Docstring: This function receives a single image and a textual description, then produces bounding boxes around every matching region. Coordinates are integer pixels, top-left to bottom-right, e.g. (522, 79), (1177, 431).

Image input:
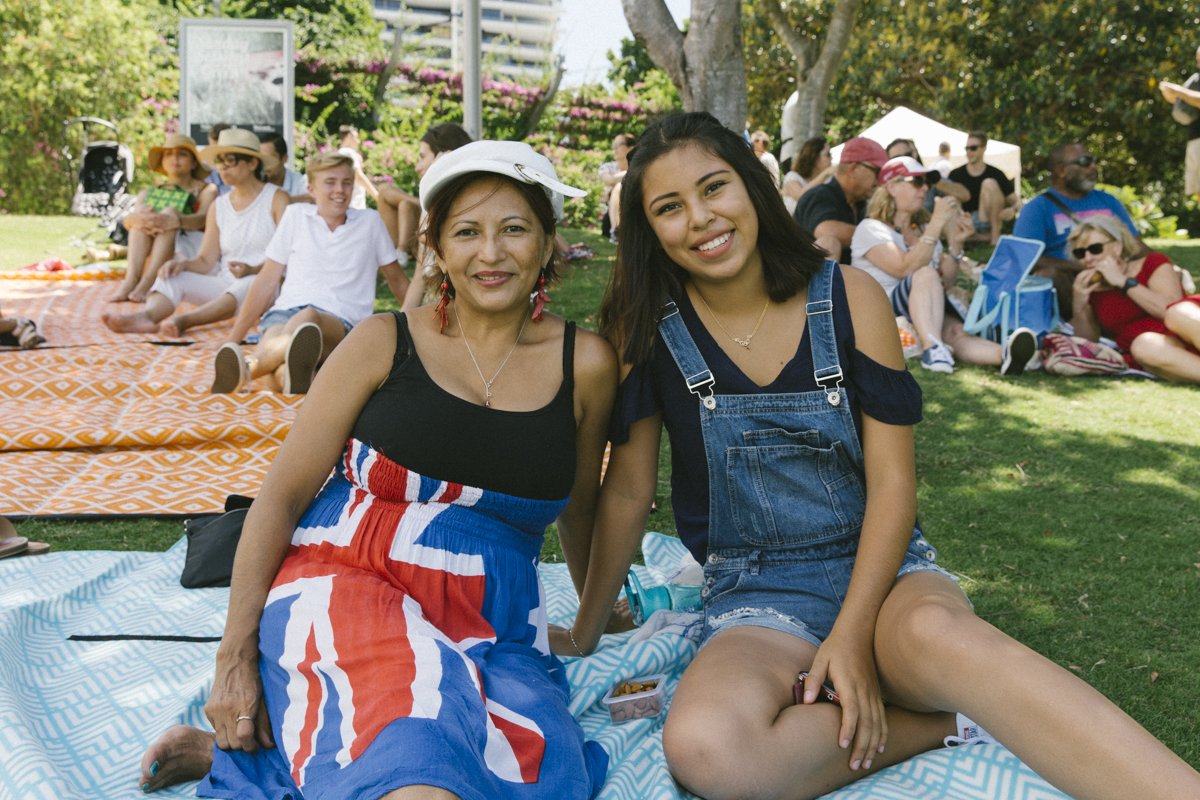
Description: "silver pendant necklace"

(456, 307), (529, 407)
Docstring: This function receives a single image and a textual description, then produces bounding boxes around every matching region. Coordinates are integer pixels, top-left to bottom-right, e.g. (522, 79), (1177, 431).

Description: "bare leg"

(130, 232), (177, 302)
(162, 293), (238, 338)
(875, 572), (1200, 800)
(249, 310), (347, 380)
(663, 627), (954, 800)
(1130, 330), (1200, 383)
(138, 725), (214, 793)
(942, 318), (1002, 366)
(396, 201), (421, 259)
(1164, 301), (1200, 347)
(376, 186), (402, 249)
(112, 228), (152, 302)
(978, 178), (1004, 246)
(101, 293), (174, 333)
(906, 268), (946, 349)
(0, 317), (15, 336)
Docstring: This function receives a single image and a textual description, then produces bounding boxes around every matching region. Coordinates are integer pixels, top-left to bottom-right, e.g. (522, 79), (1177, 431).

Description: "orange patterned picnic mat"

(0, 278), (233, 347)
(0, 335), (302, 517)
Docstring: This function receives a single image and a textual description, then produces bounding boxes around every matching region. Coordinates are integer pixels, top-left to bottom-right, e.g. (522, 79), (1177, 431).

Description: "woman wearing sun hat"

(101, 128), (289, 337)
(109, 132), (218, 303)
(851, 155), (1037, 375)
(138, 140), (613, 799)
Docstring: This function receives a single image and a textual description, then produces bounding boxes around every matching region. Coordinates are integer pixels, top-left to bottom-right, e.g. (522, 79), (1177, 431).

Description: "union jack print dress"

(200, 438), (608, 800)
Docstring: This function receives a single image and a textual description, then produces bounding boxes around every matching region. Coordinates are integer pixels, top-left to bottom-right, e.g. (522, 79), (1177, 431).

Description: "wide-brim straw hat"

(148, 134), (210, 180)
(200, 128), (278, 171)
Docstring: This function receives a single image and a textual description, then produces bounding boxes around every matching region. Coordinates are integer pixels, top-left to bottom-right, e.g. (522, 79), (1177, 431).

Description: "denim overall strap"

(807, 259), (844, 407)
(806, 259), (865, 466)
(659, 300), (717, 410)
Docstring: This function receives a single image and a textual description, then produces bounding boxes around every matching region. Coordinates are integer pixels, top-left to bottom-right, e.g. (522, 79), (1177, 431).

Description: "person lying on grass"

(211, 151), (407, 395)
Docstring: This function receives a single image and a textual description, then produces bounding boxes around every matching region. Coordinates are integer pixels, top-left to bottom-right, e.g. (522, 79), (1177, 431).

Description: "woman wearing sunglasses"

(1068, 215), (1200, 382)
(850, 156), (1037, 375)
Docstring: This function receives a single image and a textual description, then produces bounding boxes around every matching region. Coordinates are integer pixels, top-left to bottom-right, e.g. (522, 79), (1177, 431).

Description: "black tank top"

(350, 311), (578, 500)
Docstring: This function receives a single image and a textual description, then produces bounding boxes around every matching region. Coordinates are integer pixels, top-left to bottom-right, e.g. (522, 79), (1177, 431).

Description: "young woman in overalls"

(557, 112), (1200, 800)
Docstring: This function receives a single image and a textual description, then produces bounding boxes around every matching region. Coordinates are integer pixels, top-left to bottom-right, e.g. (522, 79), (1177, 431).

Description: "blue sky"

(557, 0), (691, 87)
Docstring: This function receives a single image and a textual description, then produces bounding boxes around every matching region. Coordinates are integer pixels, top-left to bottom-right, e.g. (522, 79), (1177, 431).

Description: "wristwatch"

(1122, 277), (1138, 293)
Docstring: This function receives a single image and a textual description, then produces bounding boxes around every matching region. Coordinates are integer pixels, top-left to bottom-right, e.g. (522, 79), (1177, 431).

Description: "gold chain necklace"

(694, 291), (770, 349)
(456, 307), (529, 407)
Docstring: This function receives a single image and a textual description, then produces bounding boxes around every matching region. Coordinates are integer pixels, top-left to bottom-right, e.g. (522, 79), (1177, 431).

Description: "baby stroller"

(63, 116), (136, 243)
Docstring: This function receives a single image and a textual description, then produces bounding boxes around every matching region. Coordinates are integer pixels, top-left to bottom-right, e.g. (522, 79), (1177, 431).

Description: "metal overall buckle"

(686, 369), (717, 410)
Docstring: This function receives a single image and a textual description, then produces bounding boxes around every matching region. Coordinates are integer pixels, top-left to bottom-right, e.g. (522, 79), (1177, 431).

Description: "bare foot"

(138, 725), (214, 793)
(160, 317), (186, 338)
(101, 310), (160, 334)
(128, 289), (148, 304)
(110, 286), (134, 303)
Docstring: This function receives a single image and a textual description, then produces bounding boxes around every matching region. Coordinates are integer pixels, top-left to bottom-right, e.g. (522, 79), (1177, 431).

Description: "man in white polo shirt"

(212, 151), (408, 394)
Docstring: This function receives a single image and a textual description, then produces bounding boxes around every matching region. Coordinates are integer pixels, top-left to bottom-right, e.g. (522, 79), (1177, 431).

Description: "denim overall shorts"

(658, 260), (957, 649)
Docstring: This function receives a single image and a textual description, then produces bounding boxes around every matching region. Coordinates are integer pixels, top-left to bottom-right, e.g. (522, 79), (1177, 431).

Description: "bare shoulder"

(838, 264), (905, 370)
(324, 313), (398, 385)
(572, 326), (619, 388)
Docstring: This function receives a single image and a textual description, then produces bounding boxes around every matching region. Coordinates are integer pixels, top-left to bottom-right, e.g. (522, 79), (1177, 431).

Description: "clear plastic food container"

(601, 673), (667, 724)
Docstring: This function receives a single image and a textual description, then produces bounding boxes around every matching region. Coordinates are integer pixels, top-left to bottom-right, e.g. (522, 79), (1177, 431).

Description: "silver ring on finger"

(236, 714), (254, 722)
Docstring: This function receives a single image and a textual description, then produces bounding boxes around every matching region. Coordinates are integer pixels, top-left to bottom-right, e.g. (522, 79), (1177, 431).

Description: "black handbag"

(180, 495), (253, 588)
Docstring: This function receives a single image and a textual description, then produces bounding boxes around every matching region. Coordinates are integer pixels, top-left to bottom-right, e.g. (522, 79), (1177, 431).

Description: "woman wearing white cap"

(101, 128), (289, 337)
(138, 140), (615, 800)
(851, 155), (1037, 375)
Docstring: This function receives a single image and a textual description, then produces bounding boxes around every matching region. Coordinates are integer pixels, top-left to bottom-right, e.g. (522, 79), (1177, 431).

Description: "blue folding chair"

(963, 235), (1060, 344)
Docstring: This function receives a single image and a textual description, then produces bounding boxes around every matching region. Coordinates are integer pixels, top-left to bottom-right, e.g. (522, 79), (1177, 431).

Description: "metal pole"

(463, 0), (482, 139)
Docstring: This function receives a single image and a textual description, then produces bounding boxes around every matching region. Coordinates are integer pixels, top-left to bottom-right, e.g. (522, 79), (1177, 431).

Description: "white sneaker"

(944, 712), (1000, 747)
(920, 341), (956, 374)
(1001, 327), (1037, 376)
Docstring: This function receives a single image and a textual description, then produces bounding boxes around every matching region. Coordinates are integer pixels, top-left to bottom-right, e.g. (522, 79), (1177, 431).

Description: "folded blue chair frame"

(963, 234), (1060, 343)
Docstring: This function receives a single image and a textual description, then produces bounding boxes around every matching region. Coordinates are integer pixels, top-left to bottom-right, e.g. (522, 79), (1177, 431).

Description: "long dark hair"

(599, 111), (825, 365)
(422, 123), (473, 155)
(795, 135), (828, 180)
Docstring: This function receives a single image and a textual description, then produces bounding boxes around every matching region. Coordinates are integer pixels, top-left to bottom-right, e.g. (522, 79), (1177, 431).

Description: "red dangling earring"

(531, 272), (551, 322)
(434, 275), (452, 332)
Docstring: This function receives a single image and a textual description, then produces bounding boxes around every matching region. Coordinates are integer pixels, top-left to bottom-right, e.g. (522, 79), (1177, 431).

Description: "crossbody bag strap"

(1040, 190), (1083, 226)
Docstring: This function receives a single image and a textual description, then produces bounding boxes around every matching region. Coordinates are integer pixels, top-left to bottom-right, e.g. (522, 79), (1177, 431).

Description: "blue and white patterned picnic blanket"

(0, 533), (1067, 800)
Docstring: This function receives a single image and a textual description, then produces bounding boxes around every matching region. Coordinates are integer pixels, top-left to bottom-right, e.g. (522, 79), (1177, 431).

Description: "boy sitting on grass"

(212, 152), (408, 395)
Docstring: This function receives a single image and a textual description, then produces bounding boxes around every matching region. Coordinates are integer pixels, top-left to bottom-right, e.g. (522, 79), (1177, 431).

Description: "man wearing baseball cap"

(793, 136), (888, 262)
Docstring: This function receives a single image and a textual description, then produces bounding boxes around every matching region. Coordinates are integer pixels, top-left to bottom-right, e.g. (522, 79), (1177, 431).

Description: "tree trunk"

(768, 0), (863, 163)
(523, 57), (565, 140)
(370, 23), (407, 130)
(621, 0), (747, 132)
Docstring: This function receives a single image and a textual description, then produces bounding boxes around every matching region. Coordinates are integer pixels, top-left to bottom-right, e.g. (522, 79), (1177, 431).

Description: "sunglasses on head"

(965, 144), (982, 152)
(1061, 155), (1096, 168)
(1071, 242), (1108, 259)
(897, 175), (929, 188)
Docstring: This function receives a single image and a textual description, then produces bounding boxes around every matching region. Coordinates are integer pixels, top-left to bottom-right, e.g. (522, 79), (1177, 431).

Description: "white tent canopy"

(827, 106), (1022, 182)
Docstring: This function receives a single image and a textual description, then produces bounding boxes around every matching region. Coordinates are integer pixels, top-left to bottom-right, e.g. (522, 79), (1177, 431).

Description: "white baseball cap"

(418, 140), (586, 220)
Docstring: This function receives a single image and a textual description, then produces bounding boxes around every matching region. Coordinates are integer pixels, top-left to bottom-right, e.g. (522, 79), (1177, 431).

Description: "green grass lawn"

(6, 217), (1200, 764)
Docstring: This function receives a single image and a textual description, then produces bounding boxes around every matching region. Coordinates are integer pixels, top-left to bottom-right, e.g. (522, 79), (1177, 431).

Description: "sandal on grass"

(0, 537), (28, 559)
(13, 318), (46, 349)
(0, 537), (50, 558)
